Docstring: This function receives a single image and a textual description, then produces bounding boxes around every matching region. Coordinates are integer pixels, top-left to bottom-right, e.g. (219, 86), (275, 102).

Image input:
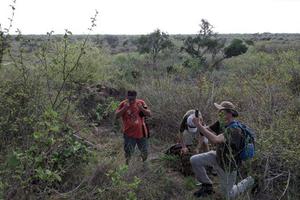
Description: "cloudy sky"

(0, 0), (299, 34)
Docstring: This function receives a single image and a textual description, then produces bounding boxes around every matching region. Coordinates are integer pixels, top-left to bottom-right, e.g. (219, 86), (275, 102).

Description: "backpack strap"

(226, 120), (240, 129)
(227, 121), (255, 143)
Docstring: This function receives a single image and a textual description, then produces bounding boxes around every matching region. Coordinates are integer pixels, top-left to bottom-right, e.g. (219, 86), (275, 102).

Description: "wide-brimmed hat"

(214, 101), (239, 117)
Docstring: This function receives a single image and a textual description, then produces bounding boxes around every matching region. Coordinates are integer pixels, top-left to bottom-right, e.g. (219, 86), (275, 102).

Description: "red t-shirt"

(117, 99), (148, 139)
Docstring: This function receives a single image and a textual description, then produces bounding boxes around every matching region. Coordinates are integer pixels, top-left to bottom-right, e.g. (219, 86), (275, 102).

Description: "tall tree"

(0, 0), (16, 68)
(182, 19), (248, 70)
(137, 29), (173, 65)
(182, 19), (225, 66)
(0, 31), (7, 67)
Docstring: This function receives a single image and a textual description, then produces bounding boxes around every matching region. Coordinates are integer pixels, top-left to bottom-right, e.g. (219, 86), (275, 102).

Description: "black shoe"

(193, 183), (214, 198)
(251, 177), (260, 195)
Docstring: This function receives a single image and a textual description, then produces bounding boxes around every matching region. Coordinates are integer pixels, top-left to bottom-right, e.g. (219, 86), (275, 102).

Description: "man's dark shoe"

(251, 177), (260, 195)
(193, 183), (214, 198)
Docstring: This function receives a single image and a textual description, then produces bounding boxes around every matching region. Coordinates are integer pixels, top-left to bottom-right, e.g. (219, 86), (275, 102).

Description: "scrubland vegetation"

(1, 5), (300, 199)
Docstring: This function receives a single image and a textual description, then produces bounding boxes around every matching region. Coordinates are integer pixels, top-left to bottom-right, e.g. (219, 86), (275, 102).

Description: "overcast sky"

(0, 0), (299, 35)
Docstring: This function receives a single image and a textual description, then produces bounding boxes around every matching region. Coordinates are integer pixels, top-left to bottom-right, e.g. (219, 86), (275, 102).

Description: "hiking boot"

(193, 183), (214, 198)
(251, 177), (260, 195)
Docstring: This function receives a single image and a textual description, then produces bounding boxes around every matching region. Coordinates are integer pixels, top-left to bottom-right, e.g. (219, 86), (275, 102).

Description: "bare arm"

(115, 102), (129, 119)
(192, 118), (225, 144)
(178, 131), (187, 148)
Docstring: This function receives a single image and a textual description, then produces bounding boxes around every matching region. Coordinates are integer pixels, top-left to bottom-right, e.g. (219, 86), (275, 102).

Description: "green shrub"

(2, 108), (91, 197)
(96, 97), (120, 121)
(97, 165), (141, 200)
(224, 39), (248, 58)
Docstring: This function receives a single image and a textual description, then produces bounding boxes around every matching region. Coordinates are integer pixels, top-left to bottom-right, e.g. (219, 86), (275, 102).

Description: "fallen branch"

(266, 173), (284, 182)
(72, 131), (98, 149)
(263, 156), (270, 190)
(51, 178), (87, 197)
(278, 170), (291, 200)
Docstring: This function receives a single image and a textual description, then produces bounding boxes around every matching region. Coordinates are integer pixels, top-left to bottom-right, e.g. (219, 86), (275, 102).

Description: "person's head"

(127, 90), (137, 104)
(214, 101), (238, 124)
(186, 110), (203, 133)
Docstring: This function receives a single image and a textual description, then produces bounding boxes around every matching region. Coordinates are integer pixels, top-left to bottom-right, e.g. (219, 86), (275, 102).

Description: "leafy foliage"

(96, 97), (120, 121)
(0, 8), (99, 199)
(137, 29), (173, 64)
(2, 108), (91, 197)
(224, 39), (248, 58)
(182, 19), (225, 69)
(182, 19), (251, 70)
(1, 5), (300, 199)
(97, 165), (141, 200)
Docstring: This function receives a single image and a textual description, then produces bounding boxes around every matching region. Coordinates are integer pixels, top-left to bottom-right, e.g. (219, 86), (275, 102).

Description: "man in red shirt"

(115, 90), (151, 165)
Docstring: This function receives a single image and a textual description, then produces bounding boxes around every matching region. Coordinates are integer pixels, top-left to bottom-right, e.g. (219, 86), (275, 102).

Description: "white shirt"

(187, 114), (197, 133)
(185, 114), (208, 144)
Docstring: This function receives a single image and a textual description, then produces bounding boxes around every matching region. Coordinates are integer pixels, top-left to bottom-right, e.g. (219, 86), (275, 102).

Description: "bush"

(245, 39), (254, 46)
(98, 165), (141, 200)
(288, 69), (300, 96)
(224, 39), (248, 58)
(137, 75), (216, 140)
(137, 29), (173, 65)
(2, 108), (91, 198)
(0, 28), (99, 199)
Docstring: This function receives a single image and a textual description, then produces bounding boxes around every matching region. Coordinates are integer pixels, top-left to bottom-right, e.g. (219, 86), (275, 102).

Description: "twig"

(51, 10), (98, 109)
(51, 178), (87, 197)
(72, 132), (98, 149)
(278, 170), (291, 200)
(263, 156), (269, 190)
(266, 173), (284, 182)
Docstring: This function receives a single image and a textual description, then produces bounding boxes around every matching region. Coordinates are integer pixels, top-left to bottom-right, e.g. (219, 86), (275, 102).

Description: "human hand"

(200, 117), (205, 125)
(181, 147), (189, 155)
(192, 117), (200, 127)
(123, 101), (130, 109)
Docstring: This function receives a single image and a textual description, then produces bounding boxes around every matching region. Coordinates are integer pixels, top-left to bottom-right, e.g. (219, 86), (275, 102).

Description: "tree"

(182, 19), (249, 70)
(137, 29), (173, 65)
(0, 1), (16, 68)
(182, 19), (225, 69)
(224, 39), (248, 58)
(0, 31), (8, 67)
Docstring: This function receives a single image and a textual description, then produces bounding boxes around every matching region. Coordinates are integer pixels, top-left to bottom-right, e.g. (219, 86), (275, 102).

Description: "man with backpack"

(190, 101), (255, 199)
(115, 90), (151, 165)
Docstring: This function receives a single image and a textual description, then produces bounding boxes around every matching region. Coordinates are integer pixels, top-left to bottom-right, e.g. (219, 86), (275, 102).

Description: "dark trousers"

(124, 134), (148, 163)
